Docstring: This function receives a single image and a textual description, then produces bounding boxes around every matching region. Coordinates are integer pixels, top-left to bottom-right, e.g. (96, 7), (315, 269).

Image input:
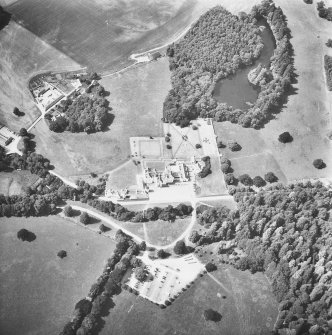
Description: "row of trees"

(60, 230), (140, 335)
(163, 0), (294, 129)
(48, 94), (109, 133)
(324, 55), (332, 91)
(87, 199), (193, 223)
(190, 181), (332, 334)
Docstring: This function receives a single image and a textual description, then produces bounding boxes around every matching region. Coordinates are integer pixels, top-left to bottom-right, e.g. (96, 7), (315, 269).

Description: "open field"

(107, 160), (141, 190)
(0, 21), (81, 132)
(0, 216), (116, 335)
(145, 217), (192, 246)
(101, 264), (277, 335)
(32, 58), (170, 177)
(4, 0), (264, 73)
(0, 170), (39, 196)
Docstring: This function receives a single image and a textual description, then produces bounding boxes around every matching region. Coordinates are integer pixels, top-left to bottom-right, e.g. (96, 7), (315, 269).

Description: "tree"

(75, 299), (92, 317)
(135, 266), (147, 282)
(80, 212), (90, 225)
(63, 205), (73, 217)
(227, 140), (241, 151)
(57, 250), (67, 259)
(326, 38), (332, 47)
(17, 228), (36, 242)
(13, 107), (21, 116)
(19, 128), (28, 137)
(313, 159), (326, 169)
(253, 176), (266, 187)
(264, 172), (278, 183)
(217, 140), (225, 148)
(139, 241), (146, 251)
(196, 143), (202, 149)
(99, 224), (110, 233)
(91, 294), (108, 316)
(278, 131), (293, 143)
(166, 144), (172, 149)
(205, 262), (217, 272)
(238, 174), (253, 186)
(173, 240), (187, 255)
(157, 249), (168, 259)
(225, 173), (236, 185)
(203, 309), (222, 322)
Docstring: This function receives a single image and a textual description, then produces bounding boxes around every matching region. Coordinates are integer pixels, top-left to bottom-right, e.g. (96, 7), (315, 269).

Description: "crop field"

(0, 216), (116, 335)
(0, 21), (81, 132)
(145, 217), (192, 246)
(32, 58), (171, 177)
(100, 264), (277, 335)
(0, 170), (39, 196)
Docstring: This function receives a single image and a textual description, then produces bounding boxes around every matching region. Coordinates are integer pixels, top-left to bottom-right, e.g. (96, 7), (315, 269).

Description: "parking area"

(126, 253), (205, 305)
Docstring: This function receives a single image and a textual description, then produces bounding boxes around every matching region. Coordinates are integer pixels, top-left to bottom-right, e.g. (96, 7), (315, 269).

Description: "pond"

(213, 18), (276, 110)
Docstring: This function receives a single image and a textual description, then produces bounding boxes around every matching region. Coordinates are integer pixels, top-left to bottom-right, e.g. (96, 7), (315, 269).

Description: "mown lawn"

(0, 216), (116, 335)
(100, 264), (278, 335)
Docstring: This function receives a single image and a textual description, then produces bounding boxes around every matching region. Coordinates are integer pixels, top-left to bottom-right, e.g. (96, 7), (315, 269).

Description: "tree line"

(163, 0), (294, 129)
(190, 181), (332, 334)
(324, 55), (332, 91)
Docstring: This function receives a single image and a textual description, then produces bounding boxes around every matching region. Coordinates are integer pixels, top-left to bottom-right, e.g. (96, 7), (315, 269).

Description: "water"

(213, 18), (276, 110)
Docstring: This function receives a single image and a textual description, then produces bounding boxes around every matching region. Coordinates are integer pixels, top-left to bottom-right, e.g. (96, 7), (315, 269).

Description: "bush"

(135, 266), (147, 282)
(203, 309), (222, 322)
(252, 176), (266, 187)
(198, 156), (212, 178)
(303, 0), (312, 3)
(99, 224), (109, 233)
(17, 228), (36, 242)
(166, 144), (172, 149)
(80, 212), (90, 225)
(227, 140), (241, 152)
(57, 250), (67, 259)
(238, 174), (253, 186)
(157, 249), (168, 259)
(217, 140), (225, 148)
(195, 143), (202, 149)
(326, 39), (332, 47)
(165, 136), (170, 142)
(278, 132), (293, 143)
(192, 125), (198, 130)
(313, 159), (326, 169)
(264, 172), (278, 183)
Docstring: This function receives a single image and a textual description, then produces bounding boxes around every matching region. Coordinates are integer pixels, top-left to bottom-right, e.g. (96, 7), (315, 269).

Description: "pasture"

(100, 264), (278, 335)
(0, 170), (39, 196)
(0, 21), (80, 132)
(0, 216), (116, 335)
(33, 58), (171, 177)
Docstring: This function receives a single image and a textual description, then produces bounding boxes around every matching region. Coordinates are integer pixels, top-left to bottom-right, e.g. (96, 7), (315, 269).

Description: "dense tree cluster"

(324, 55), (332, 91)
(163, 0), (294, 129)
(163, 6), (263, 127)
(317, 1), (332, 21)
(48, 94), (109, 133)
(60, 230), (139, 335)
(192, 181), (332, 333)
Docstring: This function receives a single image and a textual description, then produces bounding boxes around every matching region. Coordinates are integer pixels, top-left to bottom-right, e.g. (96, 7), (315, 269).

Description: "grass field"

(100, 264), (277, 335)
(32, 58), (171, 177)
(107, 160), (141, 190)
(145, 217), (192, 246)
(0, 21), (81, 132)
(0, 216), (116, 335)
(0, 170), (39, 196)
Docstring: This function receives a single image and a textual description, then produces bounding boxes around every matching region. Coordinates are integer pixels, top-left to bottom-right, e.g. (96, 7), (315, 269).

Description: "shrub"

(166, 144), (172, 149)
(278, 132), (293, 143)
(57, 250), (67, 259)
(157, 249), (168, 259)
(227, 140), (241, 151)
(195, 143), (202, 149)
(313, 159), (326, 169)
(17, 228), (36, 242)
(99, 224), (110, 233)
(264, 172), (278, 183)
(303, 0), (312, 3)
(192, 125), (198, 130)
(198, 156), (212, 178)
(217, 140), (225, 148)
(135, 266), (147, 282)
(165, 136), (170, 142)
(253, 176), (266, 187)
(80, 212), (90, 225)
(238, 174), (253, 186)
(326, 39), (332, 47)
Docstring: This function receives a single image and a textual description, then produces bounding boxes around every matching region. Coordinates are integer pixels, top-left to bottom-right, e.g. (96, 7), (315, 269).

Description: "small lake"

(213, 18), (276, 110)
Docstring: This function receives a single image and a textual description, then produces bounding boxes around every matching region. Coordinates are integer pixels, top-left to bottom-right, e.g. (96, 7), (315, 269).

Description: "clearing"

(0, 216), (116, 335)
(0, 170), (39, 196)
